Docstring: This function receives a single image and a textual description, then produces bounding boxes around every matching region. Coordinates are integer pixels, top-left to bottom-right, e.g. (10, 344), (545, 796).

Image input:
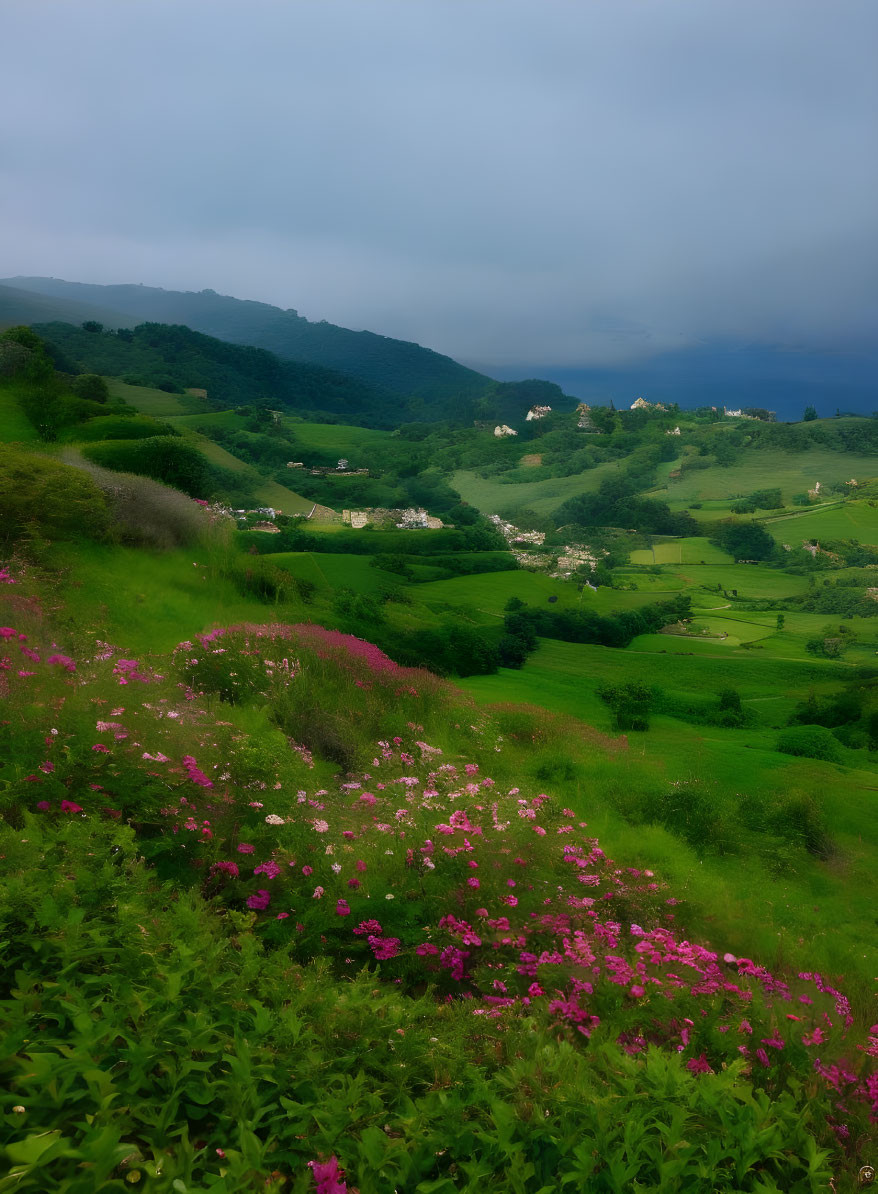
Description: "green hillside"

(36, 319), (399, 424)
(2, 321), (878, 1188)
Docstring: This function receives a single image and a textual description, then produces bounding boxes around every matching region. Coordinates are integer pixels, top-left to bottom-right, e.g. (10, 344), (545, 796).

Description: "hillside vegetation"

(7, 276), (495, 405)
(1, 322), (877, 1190)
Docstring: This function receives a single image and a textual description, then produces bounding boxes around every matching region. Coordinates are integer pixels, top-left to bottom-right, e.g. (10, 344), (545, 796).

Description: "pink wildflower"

(254, 860), (281, 879)
(308, 1155), (347, 1193)
(686, 1054), (711, 1075)
(353, 919), (383, 936)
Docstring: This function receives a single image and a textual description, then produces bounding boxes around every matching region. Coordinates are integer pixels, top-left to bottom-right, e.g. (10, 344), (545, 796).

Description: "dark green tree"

(597, 681), (653, 731)
(71, 373), (110, 403)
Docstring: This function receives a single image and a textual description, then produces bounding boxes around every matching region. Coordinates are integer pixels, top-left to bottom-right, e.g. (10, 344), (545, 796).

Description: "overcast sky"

(2, 0), (876, 368)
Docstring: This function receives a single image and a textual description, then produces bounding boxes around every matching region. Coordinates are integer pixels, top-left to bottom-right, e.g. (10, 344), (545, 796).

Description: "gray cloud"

(2, 0), (876, 366)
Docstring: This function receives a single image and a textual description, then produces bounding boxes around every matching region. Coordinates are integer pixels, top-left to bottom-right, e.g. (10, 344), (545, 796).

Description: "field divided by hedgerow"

(651, 448), (878, 504)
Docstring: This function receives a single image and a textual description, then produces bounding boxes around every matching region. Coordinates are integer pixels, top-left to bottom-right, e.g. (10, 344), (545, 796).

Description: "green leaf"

(4, 1130), (67, 1165)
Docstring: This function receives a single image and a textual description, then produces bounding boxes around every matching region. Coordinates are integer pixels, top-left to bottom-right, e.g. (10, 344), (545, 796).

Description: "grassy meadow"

(452, 459), (623, 517)
(651, 447), (877, 504)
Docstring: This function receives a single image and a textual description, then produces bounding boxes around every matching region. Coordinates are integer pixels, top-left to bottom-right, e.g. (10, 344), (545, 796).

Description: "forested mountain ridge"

(32, 320), (575, 427)
(33, 320), (400, 424)
(4, 276), (494, 406)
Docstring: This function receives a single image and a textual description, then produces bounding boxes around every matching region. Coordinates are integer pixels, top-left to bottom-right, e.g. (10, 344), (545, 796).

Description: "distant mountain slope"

(0, 282), (132, 334)
(4, 276), (494, 406)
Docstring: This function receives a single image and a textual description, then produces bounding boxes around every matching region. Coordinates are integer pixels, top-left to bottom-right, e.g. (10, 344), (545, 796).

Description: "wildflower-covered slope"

(1, 574), (876, 1192)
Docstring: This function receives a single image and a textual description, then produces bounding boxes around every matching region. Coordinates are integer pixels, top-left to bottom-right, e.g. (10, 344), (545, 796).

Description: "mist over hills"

(0, 282), (136, 336)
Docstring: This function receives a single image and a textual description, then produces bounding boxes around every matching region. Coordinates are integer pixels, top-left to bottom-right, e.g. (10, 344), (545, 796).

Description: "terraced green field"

(282, 419), (392, 456)
(452, 460), (623, 517)
(412, 570), (680, 621)
(270, 551), (392, 595)
(763, 499), (878, 543)
(663, 563), (810, 599)
(652, 448), (878, 504)
(165, 409), (246, 432)
(106, 379), (210, 416)
(629, 537), (733, 565)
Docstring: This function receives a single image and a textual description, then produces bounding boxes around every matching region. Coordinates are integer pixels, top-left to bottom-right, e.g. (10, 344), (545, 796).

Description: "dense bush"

(504, 595), (691, 650)
(70, 372), (109, 402)
(711, 520), (777, 562)
(80, 436), (216, 497)
(0, 445), (109, 547)
(67, 413), (177, 442)
(69, 455), (211, 548)
(597, 680), (654, 731)
(776, 725), (844, 763)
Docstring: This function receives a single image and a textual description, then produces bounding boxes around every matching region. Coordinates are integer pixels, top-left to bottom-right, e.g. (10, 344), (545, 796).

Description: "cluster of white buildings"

(341, 507), (444, 530)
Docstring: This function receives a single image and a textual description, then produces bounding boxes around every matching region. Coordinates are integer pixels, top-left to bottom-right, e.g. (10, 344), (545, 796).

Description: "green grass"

(763, 499), (878, 543)
(630, 537), (734, 565)
(413, 570), (680, 623)
(165, 409), (247, 432)
(282, 419), (392, 456)
(105, 379), (210, 417)
(53, 541), (312, 654)
(181, 433), (316, 515)
(664, 563), (810, 600)
(270, 551), (394, 596)
(0, 385), (39, 442)
(452, 459), (623, 517)
(652, 448), (878, 504)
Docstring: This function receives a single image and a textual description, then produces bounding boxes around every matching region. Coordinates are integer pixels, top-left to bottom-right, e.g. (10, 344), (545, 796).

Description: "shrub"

(0, 445), (109, 547)
(70, 373), (109, 403)
(597, 680), (653, 731)
(776, 725), (843, 763)
(80, 436), (213, 496)
(69, 414), (177, 442)
(69, 455), (209, 548)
